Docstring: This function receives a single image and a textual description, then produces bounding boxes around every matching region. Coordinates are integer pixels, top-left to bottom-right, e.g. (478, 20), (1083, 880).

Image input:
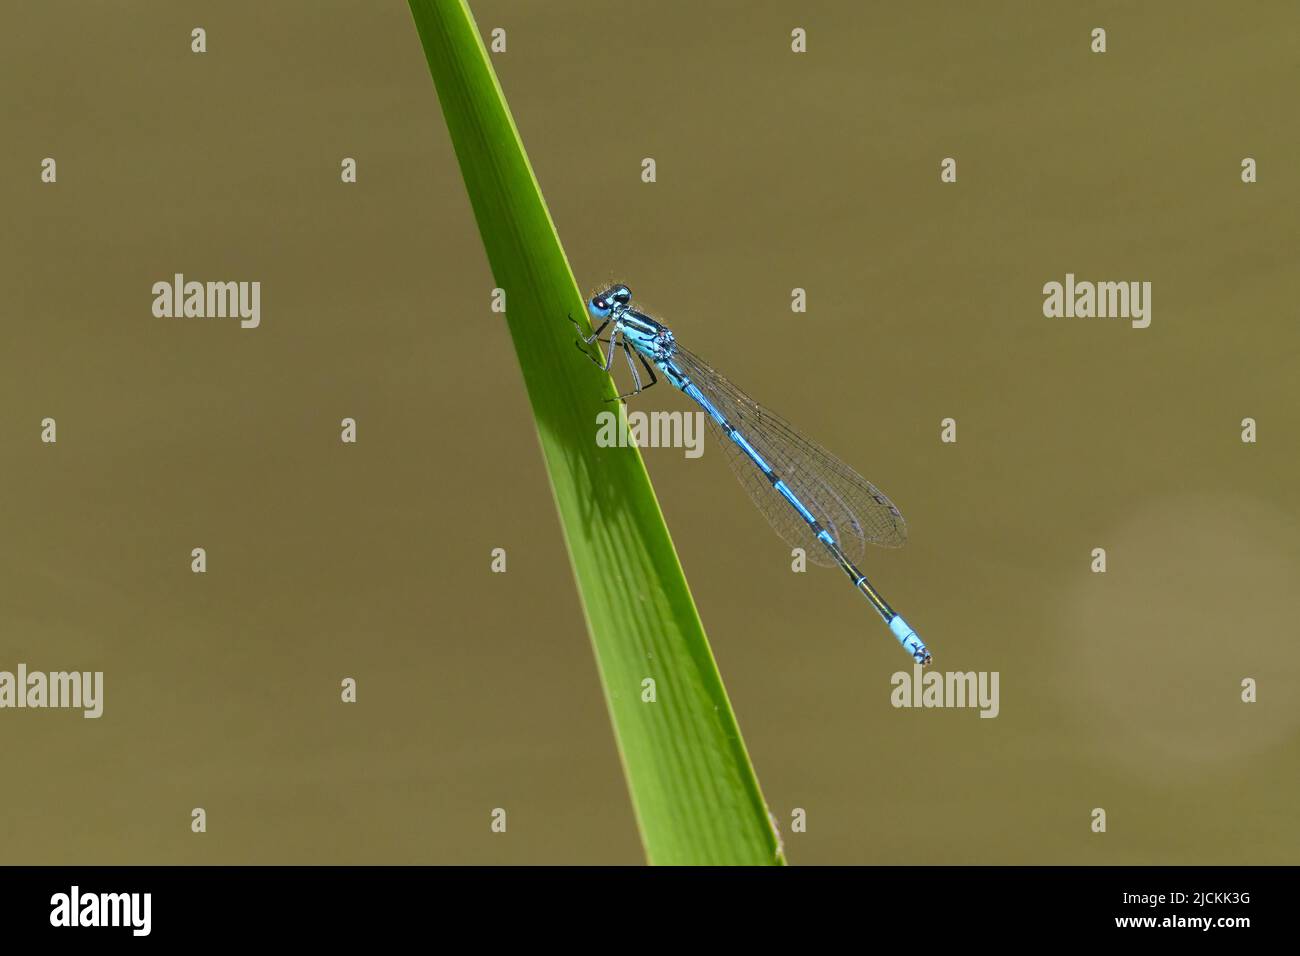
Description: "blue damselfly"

(570, 284), (932, 666)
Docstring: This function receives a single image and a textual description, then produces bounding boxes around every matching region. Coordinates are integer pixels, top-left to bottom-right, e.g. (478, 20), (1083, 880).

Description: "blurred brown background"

(2, 1), (1297, 864)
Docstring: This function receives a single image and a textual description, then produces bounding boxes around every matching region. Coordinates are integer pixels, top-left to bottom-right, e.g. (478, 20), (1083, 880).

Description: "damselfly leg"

(568, 313), (619, 370)
(571, 312), (659, 401)
(605, 343), (660, 403)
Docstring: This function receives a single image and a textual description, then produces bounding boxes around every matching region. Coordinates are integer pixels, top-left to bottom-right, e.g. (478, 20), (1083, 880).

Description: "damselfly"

(570, 284), (932, 666)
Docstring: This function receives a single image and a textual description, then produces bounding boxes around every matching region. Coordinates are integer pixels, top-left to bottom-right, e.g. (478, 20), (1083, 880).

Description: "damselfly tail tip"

(889, 615), (930, 666)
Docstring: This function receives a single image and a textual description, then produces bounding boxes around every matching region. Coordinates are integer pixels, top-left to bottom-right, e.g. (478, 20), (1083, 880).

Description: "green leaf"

(407, 0), (783, 865)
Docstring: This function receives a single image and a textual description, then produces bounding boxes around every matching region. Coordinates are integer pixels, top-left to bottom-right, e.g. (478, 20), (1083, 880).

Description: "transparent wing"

(670, 345), (906, 567)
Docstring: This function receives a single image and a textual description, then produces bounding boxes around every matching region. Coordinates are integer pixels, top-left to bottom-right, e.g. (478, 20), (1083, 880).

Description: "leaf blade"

(407, 0), (783, 865)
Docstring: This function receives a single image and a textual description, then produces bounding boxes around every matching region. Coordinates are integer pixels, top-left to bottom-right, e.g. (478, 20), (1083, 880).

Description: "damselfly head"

(588, 284), (632, 319)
